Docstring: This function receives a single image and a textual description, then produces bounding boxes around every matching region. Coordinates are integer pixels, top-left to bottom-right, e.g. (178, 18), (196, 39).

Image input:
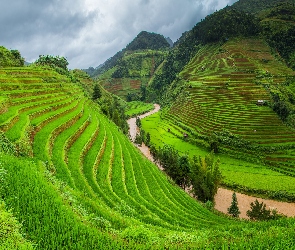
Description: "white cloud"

(0, 0), (238, 69)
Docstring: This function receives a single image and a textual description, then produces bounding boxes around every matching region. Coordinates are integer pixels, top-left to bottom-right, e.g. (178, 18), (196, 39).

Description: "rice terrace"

(1, 0), (295, 249)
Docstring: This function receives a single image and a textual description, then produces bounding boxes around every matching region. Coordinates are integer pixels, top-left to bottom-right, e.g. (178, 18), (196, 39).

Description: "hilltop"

(83, 31), (171, 101)
(84, 31), (170, 78)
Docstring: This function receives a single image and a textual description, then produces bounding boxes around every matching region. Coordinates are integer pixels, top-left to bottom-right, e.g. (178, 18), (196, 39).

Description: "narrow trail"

(127, 104), (295, 219)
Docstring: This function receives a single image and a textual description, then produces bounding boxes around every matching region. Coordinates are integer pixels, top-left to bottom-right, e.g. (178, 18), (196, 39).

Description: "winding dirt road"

(127, 104), (295, 219)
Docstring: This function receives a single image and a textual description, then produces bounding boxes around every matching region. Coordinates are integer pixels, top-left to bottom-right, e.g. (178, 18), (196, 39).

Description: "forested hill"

(148, 7), (261, 97)
(148, 0), (295, 100)
(125, 31), (170, 51)
(84, 31), (170, 78)
(230, 0), (295, 14)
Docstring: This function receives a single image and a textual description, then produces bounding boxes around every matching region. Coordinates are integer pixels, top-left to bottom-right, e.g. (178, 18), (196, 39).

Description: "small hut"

(257, 100), (265, 106)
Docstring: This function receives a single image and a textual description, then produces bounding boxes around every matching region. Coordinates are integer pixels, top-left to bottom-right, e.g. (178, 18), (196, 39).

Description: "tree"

(176, 155), (191, 189)
(189, 152), (222, 202)
(246, 199), (273, 221)
(145, 132), (150, 146)
(228, 192), (240, 218)
(92, 84), (102, 100)
(136, 117), (141, 128)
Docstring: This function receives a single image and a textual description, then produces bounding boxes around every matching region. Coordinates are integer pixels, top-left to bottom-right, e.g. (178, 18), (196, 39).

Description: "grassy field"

(1, 65), (295, 249)
(141, 112), (295, 199)
(125, 101), (154, 118)
(160, 37), (295, 185)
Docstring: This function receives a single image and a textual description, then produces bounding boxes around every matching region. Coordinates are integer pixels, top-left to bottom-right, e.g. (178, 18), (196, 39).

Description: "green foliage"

(150, 9), (259, 100)
(246, 199), (282, 221)
(0, 46), (24, 67)
(34, 55), (69, 75)
(145, 132), (151, 146)
(0, 201), (34, 250)
(124, 101), (154, 118)
(270, 77), (295, 125)
(190, 153), (223, 202)
(92, 84), (102, 100)
(230, 0), (295, 15)
(136, 117), (141, 128)
(125, 31), (170, 51)
(227, 192), (241, 218)
(260, 3), (295, 69)
(86, 31), (169, 78)
(0, 132), (17, 156)
(99, 97), (129, 134)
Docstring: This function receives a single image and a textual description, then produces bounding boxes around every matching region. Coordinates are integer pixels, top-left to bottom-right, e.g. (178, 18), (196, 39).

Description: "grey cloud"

(0, 0), (238, 69)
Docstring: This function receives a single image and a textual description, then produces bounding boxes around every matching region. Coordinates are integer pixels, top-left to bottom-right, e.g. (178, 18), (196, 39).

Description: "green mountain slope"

(135, 0), (295, 201)
(84, 31), (170, 101)
(98, 49), (168, 100)
(230, 0), (295, 14)
(1, 49), (295, 248)
(164, 37), (295, 173)
(84, 31), (170, 78)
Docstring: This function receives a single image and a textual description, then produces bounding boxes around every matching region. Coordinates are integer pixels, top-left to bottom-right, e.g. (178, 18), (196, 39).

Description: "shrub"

(246, 199), (282, 221)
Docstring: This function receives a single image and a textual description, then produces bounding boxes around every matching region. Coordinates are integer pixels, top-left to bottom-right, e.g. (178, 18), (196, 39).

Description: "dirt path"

(127, 104), (295, 219)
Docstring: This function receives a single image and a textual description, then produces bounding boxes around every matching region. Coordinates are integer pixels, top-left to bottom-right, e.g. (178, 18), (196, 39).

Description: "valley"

(1, 0), (295, 249)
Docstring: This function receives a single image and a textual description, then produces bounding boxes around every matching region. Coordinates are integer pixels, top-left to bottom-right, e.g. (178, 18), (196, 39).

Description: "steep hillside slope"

(84, 31), (170, 78)
(1, 62), (295, 248)
(230, 0), (295, 14)
(83, 31), (170, 100)
(98, 49), (167, 100)
(164, 37), (295, 173)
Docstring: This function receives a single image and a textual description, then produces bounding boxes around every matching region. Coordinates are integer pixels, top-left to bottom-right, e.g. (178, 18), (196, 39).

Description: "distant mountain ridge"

(230, 0), (295, 14)
(84, 31), (171, 78)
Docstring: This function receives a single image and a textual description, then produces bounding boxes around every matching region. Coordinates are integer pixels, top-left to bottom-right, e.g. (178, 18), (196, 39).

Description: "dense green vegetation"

(97, 49), (168, 100)
(0, 200), (34, 249)
(125, 101), (154, 118)
(1, 47), (295, 248)
(1, 0), (295, 248)
(84, 31), (170, 78)
(230, 0), (295, 14)
(125, 31), (170, 51)
(0, 46), (24, 67)
(141, 111), (295, 200)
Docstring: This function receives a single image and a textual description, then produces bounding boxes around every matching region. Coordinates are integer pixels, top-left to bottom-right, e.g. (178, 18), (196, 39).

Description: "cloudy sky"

(1, 0), (238, 69)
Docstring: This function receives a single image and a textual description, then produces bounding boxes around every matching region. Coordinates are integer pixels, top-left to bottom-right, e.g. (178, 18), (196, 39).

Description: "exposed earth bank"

(127, 104), (295, 219)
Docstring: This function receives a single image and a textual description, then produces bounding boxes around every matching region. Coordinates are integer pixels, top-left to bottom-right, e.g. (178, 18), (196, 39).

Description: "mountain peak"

(125, 31), (170, 51)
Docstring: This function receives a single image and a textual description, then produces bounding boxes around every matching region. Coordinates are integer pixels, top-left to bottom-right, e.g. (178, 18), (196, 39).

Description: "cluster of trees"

(269, 78), (295, 126)
(99, 96), (129, 134)
(34, 55), (69, 75)
(0, 46), (24, 67)
(230, 0), (295, 15)
(227, 192), (283, 220)
(261, 3), (295, 69)
(126, 85), (147, 102)
(149, 144), (222, 202)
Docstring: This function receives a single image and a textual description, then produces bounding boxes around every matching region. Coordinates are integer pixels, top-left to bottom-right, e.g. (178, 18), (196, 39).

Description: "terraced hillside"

(98, 50), (167, 100)
(1, 65), (295, 248)
(164, 38), (295, 176)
